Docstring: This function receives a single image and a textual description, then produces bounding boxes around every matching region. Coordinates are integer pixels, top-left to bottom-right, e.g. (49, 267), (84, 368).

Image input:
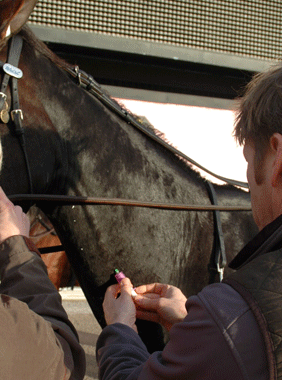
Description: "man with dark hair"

(96, 64), (282, 379)
(0, 187), (85, 379)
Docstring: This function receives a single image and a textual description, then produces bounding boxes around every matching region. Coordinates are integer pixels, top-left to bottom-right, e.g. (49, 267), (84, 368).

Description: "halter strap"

(0, 35), (33, 195)
(0, 35), (23, 105)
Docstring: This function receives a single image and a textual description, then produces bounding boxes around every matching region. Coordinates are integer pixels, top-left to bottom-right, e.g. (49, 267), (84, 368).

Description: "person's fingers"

(24, 214), (30, 231)
(0, 187), (13, 211)
(0, 187), (8, 200)
(135, 283), (167, 295)
(134, 284), (152, 294)
(105, 284), (120, 299)
(120, 278), (134, 297)
(134, 294), (160, 311)
(136, 293), (160, 300)
(14, 205), (28, 221)
(136, 309), (159, 323)
(14, 205), (23, 215)
(13, 206), (30, 235)
(120, 277), (133, 287)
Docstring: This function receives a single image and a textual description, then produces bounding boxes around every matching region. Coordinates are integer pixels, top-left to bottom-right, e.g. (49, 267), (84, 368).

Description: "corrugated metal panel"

(29, 0), (282, 61)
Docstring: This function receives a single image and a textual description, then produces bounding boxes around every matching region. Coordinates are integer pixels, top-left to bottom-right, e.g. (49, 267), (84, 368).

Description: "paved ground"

(61, 287), (102, 380)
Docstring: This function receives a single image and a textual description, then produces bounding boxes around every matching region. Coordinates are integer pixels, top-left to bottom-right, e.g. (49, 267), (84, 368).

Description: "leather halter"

(0, 35), (33, 194)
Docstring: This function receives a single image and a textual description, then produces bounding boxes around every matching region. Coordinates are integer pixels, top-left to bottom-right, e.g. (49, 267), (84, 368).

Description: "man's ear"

(271, 133), (282, 187)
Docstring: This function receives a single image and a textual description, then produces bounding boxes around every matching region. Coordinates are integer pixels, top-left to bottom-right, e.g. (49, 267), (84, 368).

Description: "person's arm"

(0, 188), (85, 379)
(97, 280), (244, 380)
(97, 278), (268, 380)
(97, 279), (190, 379)
(0, 236), (86, 376)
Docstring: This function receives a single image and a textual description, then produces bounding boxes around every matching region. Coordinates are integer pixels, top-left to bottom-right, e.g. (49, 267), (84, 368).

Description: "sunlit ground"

(117, 99), (246, 185)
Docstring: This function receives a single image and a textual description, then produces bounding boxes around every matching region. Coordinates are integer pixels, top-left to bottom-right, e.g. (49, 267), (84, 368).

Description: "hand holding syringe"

(114, 269), (137, 297)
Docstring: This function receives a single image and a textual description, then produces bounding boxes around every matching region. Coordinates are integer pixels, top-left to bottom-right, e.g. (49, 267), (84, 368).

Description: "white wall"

(118, 99), (247, 185)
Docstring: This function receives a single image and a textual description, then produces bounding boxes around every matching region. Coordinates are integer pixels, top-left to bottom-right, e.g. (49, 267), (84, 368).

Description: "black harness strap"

(10, 37), (24, 136)
(0, 35), (33, 195)
(206, 181), (227, 282)
(0, 35), (22, 110)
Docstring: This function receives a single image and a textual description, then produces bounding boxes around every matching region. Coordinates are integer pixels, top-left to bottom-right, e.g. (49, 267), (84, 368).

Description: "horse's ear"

(0, 0), (38, 41)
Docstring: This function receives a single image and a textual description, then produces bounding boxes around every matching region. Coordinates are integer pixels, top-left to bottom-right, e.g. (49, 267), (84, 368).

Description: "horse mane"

(19, 25), (203, 181)
(20, 26), (75, 71)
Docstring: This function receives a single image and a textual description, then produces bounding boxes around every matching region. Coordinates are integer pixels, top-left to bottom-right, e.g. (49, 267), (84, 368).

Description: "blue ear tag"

(3, 63), (23, 79)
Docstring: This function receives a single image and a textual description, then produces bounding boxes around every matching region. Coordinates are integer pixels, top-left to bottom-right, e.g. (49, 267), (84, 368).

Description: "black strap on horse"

(206, 181), (227, 282)
(0, 35), (33, 195)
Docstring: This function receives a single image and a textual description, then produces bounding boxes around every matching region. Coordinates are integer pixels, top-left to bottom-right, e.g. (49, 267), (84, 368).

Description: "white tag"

(3, 63), (23, 79)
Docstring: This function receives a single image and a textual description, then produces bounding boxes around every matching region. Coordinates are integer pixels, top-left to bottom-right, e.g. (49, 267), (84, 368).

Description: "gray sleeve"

(97, 323), (150, 379)
(0, 235), (86, 379)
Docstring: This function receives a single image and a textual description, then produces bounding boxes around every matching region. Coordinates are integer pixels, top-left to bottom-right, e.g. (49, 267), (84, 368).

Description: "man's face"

(243, 142), (274, 231)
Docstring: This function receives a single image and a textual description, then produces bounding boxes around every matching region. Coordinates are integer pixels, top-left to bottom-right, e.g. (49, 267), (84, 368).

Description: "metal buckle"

(217, 264), (224, 282)
(0, 92), (7, 113)
(74, 66), (82, 86)
(11, 109), (23, 121)
(0, 92), (7, 102)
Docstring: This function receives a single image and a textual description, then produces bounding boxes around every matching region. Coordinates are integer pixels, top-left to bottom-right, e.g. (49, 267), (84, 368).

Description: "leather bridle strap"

(0, 35), (33, 195)
(206, 181), (227, 282)
(10, 37), (33, 194)
(0, 35), (23, 110)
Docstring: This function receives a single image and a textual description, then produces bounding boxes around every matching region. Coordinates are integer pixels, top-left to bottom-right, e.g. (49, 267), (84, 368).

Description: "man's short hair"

(233, 63), (282, 182)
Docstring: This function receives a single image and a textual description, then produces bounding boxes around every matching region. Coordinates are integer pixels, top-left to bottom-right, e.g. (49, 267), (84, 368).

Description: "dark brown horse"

(0, 1), (258, 350)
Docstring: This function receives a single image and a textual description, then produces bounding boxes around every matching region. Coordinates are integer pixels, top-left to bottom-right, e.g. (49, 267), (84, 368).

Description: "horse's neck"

(0, 56), (66, 196)
(28, 59), (203, 199)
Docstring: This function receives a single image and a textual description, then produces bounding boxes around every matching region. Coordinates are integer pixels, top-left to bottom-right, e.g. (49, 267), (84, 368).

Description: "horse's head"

(0, 0), (37, 48)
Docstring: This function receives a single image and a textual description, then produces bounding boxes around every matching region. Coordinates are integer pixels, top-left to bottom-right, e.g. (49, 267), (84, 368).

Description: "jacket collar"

(229, 214), (282, 270)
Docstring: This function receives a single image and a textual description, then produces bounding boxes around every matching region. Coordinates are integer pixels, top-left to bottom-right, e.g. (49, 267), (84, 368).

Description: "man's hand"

(134, 283), (187, 331)
(0, 187), (30, 244)
(103, 278), (137, 332)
